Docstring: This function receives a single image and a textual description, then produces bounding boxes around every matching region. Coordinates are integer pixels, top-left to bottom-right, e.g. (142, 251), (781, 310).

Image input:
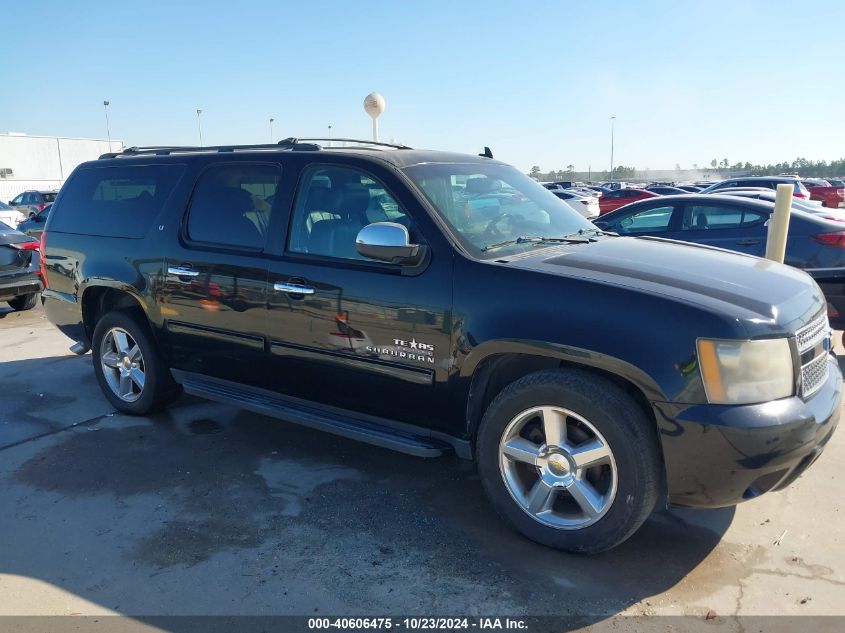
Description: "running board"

(177, 373), (456, 458)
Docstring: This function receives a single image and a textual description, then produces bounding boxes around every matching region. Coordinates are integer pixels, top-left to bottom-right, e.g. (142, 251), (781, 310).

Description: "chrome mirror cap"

(356, 222), (422, 264)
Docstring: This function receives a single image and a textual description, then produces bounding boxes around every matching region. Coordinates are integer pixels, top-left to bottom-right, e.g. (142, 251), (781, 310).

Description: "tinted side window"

(51, 165), (185, 238)
(741, 209), (767, 226)
(681, 204), (765, 230)
(288, 165), (410, 261)
(615, 205), (675, 234)
(42, 193), (57, 203)
(186, 163), (280, 249)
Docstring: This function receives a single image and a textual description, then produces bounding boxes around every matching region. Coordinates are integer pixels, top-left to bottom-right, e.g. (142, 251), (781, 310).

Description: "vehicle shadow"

(0, 355), (735, 622)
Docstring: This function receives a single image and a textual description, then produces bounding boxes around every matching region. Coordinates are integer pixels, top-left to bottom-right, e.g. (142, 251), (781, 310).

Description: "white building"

(0, 133), (123, 203)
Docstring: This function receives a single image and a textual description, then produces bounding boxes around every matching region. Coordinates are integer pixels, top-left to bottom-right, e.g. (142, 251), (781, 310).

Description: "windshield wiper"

(481, 235), (543, 252)
(481, 234), (593, 253)
(559, 228), (612, 240)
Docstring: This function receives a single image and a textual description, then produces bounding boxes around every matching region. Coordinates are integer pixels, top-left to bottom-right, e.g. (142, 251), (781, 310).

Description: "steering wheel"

(482, 213), (511, 239)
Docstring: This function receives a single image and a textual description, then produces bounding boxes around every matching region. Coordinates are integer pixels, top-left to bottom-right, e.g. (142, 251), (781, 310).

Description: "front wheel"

(8, 293), (38, 311)
(92, 311), (181, 415)
(476, 369), (662, 553)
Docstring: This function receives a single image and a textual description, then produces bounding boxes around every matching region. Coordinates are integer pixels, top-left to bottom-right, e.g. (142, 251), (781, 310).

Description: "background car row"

(539, 175), (845, 216)
(593, 193), (845, 333)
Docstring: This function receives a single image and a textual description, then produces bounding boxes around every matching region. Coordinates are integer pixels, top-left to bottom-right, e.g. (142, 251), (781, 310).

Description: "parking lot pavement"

(0, 304), (843, 621)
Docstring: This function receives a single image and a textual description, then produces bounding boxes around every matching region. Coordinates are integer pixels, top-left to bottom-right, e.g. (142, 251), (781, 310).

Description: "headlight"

(697, 338), (794, 405)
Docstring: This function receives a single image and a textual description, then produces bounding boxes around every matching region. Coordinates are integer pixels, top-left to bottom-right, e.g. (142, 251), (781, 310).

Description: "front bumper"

(654, 355), (841, 508)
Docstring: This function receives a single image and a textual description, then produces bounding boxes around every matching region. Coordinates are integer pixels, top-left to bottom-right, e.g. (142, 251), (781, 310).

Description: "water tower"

(363, 92), (385, 142)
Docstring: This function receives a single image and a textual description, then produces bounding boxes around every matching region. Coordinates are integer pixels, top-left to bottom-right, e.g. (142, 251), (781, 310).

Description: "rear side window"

(186, 163), (280, 249)
(682, 204), (767, 230)
(51, 165), (185, 238)
(41, 192), (57, 203)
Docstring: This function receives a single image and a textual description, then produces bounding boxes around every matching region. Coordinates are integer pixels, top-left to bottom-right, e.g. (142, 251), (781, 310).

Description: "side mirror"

(356, 222), (424, 265)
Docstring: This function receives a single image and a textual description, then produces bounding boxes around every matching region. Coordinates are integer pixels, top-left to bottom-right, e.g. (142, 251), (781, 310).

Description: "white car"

(566, 186), (602, 199)
(551, 189), (600, 219)
(0, 201), (26, 228)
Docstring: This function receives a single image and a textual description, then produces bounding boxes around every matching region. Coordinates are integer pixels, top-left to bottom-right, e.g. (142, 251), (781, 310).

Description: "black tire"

(91, 310), (181, 415)
(476, 368), (662, 554)
(8, 293), (38, 311)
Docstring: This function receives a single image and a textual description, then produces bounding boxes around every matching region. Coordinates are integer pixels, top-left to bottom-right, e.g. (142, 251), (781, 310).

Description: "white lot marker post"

(765, 183), (794, 263)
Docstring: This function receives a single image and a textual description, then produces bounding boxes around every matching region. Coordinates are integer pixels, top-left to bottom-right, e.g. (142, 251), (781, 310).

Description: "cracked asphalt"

(0, 303), (843, 622)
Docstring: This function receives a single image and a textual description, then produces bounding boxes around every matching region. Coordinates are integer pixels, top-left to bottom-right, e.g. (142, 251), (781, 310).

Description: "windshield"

(403, 162), (593, 257)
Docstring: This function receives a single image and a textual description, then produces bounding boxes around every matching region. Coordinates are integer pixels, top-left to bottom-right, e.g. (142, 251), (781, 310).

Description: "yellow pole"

(765, 183), (794, 263)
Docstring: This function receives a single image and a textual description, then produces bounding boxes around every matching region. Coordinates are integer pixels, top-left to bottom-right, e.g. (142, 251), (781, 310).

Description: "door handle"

(167, 266), (200, 278)
(274, 282), (315, 295)
(736, 239), (761, 245)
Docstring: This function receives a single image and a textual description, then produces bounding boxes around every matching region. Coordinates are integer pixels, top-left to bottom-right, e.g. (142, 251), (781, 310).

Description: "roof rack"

(279, 137), (412, 150)
(99, 143), (291, 159)
(99, 137), (412, 159)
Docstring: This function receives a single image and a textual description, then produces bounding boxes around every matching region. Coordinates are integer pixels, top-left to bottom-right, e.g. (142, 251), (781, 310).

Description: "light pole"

(269, 117), (274, 143)
(609, 116), (616, 183)
(103, 100), (112, 149)
(196, 108), (204, 146)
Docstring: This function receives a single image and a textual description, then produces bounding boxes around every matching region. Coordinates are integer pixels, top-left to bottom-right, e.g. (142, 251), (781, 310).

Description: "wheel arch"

(462, 340), (666, 444)
(80, 283), (151, 344)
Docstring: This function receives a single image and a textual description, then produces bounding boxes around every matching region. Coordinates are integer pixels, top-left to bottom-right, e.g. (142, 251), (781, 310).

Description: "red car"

(803, 179), (845, 209)
(598, 188), (661, 214)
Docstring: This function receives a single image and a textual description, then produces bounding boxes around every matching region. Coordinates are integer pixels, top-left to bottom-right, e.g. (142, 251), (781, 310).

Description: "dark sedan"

(593, 194), (845, 328)
(0, 221), (42, 311)
(16, 204), (52, 238)
(646, 185), (691, 195)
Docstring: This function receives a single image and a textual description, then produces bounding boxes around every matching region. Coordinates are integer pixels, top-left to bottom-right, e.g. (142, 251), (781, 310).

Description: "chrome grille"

(796, 312), (830, 397)
(801, 352), (829, 398)
(796, 313), (829, 353)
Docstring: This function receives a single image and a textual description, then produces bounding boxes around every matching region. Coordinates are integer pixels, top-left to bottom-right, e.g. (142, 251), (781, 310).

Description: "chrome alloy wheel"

(99, 327), (145, 402)
(499, 406), (618, 529)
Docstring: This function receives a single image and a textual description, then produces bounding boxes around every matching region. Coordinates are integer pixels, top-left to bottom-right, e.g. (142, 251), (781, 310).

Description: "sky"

(2, 0), (844, 173)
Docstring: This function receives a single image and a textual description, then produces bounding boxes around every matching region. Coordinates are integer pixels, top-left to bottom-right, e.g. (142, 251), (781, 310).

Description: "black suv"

(41, 138), (840, 553)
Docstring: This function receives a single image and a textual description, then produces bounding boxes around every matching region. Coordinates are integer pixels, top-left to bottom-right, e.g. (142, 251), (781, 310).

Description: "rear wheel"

(476, 368), (661, 553)
(8, 293), (38, 311)
(92, 311), (180, 415)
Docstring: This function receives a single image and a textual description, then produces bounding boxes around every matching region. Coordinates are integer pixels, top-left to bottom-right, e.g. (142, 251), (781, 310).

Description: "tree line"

(529, 157), (845, 182)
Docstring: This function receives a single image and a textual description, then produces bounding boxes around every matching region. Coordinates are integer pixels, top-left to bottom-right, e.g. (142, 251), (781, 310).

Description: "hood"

(504, 236), (825, 331)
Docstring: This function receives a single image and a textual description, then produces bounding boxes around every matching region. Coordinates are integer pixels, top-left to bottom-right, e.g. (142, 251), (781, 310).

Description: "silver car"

(8, 190), (58, 218)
